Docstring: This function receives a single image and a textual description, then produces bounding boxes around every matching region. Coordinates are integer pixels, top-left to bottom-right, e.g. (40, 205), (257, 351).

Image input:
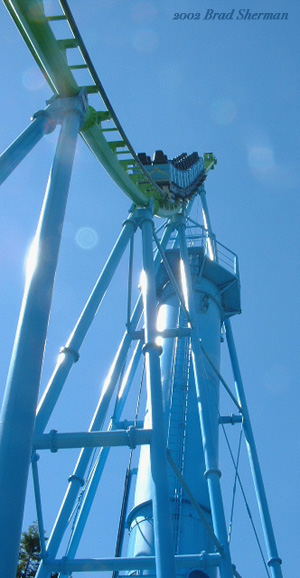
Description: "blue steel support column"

(224, 319), (283, 578)
(0, 109), (56, 185)
(139, 207), (176, 578)
(58, 341), (144, 570)
(176, 215), (233, 578)
(36, 329), (139, 578)
(199, 187), (213, 236)
(199, 188), (282, 577)
(198, 187), (217, 259)
(0, 95), (85, 578)
(36, 222), (175, 578)
(31, 452), (47, 557)
(35, 213), (173, 435)
(35, 212), (137, 434)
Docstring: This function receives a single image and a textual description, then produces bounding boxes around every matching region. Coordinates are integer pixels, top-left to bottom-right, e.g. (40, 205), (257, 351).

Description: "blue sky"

(0, 1), (299, 577)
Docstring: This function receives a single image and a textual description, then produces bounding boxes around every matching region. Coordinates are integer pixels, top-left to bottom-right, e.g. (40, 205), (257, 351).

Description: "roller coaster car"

(138, 150), (171, 186)
(136, 149), (209, 202)
(152, 150), (168, 164)
(137, 152), (151, 165)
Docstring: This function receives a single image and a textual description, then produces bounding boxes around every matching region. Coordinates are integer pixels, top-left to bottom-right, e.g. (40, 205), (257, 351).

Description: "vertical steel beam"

(35, 221), (174, 578)
(224, 319), (283, 578)
(31, 452), (47, 557)
(58, 341), (143, 570)
(36, 329), (138, 578)
(0, 110), (56, 185)
(199, 186), (217, 259)
(36, 307), (144, 578)
(199, 186), (213, 236)
(35, 212), (137, 434)
(0, 97), (85, 578)
(139, 207), (176, 578)
(176, 215), (233, 578)
(199, 186), (282, 577)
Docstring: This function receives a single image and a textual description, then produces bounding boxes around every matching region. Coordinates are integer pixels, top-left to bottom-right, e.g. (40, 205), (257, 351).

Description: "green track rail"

(3, 0), (215, 216)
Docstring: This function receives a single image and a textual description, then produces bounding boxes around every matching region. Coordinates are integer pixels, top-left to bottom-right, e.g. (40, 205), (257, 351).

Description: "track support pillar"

(0, 92), (86, 578)
(176, 214), (234, 578)
(139, 206), (176, 578)
(225, 319), (283, 578)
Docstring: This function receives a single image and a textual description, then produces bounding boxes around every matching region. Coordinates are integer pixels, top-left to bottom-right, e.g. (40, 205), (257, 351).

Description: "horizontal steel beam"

(129, 327), (192, 340)
(43, 553), (222, 572)
(33, 428), (152, 452)
(219, 415), (243, 425)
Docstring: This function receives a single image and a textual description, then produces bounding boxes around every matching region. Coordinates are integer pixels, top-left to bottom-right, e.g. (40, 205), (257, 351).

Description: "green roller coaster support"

(204, 153), (217, 171)
(3, 0), (214, 217)
(2, 0), (175, 215)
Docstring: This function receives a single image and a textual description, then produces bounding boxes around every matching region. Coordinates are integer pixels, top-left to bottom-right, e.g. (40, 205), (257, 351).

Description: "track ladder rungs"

(46, 15), (67, 21)
(84, 85), (100, 94)
(69, 64), (89, 70)
(57, 38), (79, 50)
(109, 141), (126, 151)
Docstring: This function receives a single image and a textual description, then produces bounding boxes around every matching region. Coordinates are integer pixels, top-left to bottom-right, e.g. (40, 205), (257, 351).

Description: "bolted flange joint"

(142, 342), (163, 356)
(204, 468), (222, 480)
(172, 212), (188, 231)
(122, 215), (139, 232)
(33, 88), (88, 131)
(268, 556), (283, 567)
(126, 426), (137, 449)
(68, 474), (85, 487)
(31, 109), (57, 134)
(60, 556), (69, 576)
(60, 346), (80, 363)
(31, 451), (40, 463)
(49, 429), (58, 453)
(134, 201), (156, 228)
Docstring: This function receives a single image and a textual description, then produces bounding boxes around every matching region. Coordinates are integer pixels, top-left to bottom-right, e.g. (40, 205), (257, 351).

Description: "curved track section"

(3, 0), (216, 216)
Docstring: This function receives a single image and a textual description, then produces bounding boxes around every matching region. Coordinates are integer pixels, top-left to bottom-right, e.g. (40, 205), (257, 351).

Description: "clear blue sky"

(0, 1), (299, 577)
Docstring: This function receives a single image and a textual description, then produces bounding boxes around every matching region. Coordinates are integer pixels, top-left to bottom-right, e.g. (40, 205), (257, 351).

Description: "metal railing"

(164, 223), (239, 278)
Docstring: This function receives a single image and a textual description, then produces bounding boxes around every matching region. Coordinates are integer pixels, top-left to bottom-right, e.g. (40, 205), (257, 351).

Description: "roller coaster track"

(3, 0), (216, 216)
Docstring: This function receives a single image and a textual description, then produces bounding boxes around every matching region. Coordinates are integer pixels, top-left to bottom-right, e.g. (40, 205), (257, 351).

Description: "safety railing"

(164, 223), (239, 278)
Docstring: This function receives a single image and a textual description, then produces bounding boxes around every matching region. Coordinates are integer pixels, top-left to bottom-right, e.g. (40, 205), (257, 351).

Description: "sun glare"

(202, 211), (214, 261)
(25, 236), (39, 281)
(180, 259), (189, 310)
(139, 269), (147, 294)
(156, 303), (168, 346)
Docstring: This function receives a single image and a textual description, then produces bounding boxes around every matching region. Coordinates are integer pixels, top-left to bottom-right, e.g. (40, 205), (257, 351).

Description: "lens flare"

(75, 227), (98, 250)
